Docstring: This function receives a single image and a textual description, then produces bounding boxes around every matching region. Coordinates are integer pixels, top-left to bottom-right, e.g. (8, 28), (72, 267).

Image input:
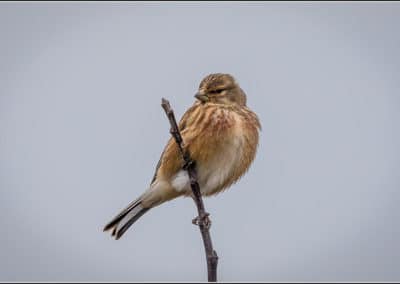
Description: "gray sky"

(1, 2), (400, 282)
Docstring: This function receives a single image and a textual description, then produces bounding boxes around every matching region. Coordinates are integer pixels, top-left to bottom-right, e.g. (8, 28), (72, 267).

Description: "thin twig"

(161, 98), (218, 282)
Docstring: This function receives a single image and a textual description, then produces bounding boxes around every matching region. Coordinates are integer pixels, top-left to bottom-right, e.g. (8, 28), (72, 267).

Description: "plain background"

(1, 2), (399, 282)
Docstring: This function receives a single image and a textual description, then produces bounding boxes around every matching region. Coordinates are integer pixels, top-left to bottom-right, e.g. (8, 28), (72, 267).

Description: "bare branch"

(161, 98), (218, 282)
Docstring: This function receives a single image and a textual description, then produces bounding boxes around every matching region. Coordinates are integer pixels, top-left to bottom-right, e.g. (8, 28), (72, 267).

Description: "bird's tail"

(103, 195), (150, 240)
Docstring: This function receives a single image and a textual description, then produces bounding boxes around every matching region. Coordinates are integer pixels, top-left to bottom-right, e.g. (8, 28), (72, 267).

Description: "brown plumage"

(104, 73), (261, 240)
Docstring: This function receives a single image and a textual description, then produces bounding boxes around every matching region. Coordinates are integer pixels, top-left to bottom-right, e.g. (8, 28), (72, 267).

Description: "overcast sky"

(1, 2), (400, 282)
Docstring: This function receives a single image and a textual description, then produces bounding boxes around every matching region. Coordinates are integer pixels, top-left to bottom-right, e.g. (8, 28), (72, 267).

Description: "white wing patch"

(171, 170), (190, 192)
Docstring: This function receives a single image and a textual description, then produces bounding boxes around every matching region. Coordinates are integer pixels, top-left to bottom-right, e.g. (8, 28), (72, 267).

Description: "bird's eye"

(210, 89), (224, 94)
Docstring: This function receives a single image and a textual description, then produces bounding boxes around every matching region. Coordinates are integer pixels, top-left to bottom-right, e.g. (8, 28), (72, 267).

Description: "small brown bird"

(104, 73), (261, 239)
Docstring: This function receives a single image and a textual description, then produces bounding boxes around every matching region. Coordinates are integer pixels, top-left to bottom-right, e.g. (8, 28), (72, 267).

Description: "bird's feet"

(192, 212), (211, 229)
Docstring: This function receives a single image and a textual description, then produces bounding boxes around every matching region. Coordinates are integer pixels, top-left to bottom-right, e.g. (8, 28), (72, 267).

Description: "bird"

(103, 73), (261, 240)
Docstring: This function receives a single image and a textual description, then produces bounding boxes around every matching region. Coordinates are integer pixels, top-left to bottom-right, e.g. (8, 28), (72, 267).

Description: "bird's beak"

(194, 92), (209, 103)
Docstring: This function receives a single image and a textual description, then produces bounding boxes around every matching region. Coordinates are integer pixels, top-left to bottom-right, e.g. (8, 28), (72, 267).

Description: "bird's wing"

(149, 103), (197, 185)
(150, 147), (166, 185)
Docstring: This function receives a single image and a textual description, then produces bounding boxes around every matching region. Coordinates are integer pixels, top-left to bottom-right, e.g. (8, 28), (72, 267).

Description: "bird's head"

(195, 73), (247, 106)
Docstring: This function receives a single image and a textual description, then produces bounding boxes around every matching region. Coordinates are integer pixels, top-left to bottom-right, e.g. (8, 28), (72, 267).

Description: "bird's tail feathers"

(103, 195), (150, 240)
